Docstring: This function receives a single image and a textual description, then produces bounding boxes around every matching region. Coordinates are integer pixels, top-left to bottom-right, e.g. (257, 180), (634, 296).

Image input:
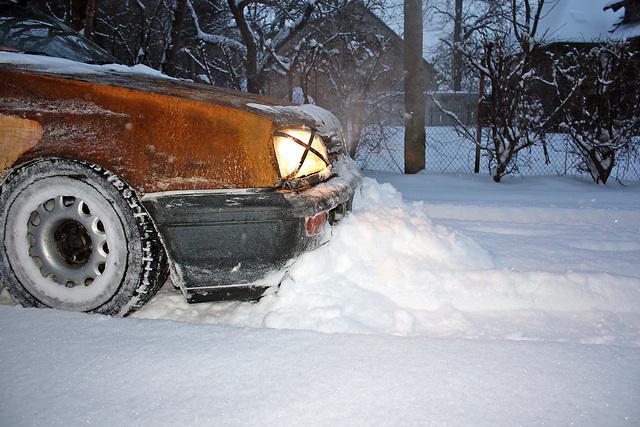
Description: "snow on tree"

(553, 42), (640, 184)
(428, 0), (508, 92)
(33, 0), (167, 65)
(314, 12), (399, 157)
(434, 0), (579, 182)
(217, 0), (318, 94)
(257, 1), (403, 158)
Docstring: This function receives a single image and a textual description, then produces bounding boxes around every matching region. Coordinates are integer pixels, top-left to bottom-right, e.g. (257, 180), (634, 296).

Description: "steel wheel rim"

(5, 177), (127, 311)
(27, 195), (109, 288)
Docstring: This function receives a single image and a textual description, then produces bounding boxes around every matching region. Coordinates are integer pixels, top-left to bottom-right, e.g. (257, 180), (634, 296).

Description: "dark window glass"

(0, 6), (118, 64)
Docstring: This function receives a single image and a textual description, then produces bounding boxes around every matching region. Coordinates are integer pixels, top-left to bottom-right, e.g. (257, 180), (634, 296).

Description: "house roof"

(346, 0), (434, 68)
(538, 0), (640, 43)
(370, 1), (443, 61)
(604, 1), (625, 12)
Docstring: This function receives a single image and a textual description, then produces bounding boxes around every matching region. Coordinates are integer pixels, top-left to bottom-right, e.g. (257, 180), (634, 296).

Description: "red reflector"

(305, 211), (328, 236)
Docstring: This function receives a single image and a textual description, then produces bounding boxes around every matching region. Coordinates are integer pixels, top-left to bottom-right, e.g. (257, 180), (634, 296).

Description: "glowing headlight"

(273, 128), (330, 179)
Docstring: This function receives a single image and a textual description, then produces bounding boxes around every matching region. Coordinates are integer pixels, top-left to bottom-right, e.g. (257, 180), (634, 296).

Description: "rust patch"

(0, 113), (43, 172)
(0, 67), (281, 192)
(0, 97), (129, 117)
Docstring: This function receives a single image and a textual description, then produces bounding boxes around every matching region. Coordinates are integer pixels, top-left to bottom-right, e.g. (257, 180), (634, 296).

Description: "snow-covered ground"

(2, 306), (638, 426)
(2, 172), (640, 425)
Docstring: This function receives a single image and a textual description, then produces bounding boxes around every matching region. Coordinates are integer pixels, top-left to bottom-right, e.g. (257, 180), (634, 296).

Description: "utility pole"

(452, 0), (463, 91)
(404, 0), (426, 174)
(474, 73), (484, 173)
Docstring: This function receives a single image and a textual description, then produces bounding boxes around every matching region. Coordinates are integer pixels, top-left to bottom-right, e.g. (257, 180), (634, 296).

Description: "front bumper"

(142, 166), (360, 303)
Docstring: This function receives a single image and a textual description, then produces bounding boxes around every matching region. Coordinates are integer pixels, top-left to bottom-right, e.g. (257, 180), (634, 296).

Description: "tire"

(0, 158), (169, 316)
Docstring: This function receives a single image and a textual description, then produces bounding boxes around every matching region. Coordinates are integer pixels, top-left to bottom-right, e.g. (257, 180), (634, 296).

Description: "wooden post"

(474, 73), (484, 173)
(404, 0), (426, 174)
(452, 0), (463, 91)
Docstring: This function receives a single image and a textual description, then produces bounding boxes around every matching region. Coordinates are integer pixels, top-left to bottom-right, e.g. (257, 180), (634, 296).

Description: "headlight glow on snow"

(273, 128), (330, 180)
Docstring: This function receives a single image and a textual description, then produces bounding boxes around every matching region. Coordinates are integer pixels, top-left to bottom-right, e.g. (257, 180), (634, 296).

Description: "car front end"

(0, 0), (363, 316)
(141, 116), (361, 302)
(1, 54), (361, 304)
(0, 0), (360, 305)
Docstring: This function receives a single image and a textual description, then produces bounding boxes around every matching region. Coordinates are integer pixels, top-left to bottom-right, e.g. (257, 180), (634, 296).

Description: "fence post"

(474, 74), (485, 173)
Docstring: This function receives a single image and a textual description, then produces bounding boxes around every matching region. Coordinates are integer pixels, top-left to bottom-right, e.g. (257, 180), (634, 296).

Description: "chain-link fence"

(355, 126), (640, 183)
(356, 91), (640, 183)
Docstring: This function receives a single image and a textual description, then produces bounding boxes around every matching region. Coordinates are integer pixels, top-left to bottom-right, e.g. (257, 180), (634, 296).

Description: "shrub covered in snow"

(553, 42), (640, 184)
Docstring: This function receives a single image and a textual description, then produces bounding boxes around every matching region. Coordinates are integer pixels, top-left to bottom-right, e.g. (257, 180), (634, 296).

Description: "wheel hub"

(26, 196), (109, 288)
(54, 220), (93, 265)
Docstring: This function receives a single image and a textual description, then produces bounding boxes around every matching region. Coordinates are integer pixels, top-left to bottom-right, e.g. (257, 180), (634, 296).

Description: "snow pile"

(137, 176), (640, 344)
(139, 178), (494, 335)
(3, 172), (637, 343)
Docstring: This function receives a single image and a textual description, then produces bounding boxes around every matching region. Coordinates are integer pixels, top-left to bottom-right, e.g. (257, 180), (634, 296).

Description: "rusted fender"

(0, 67), (281, 193)
(0, 113), (42, 171)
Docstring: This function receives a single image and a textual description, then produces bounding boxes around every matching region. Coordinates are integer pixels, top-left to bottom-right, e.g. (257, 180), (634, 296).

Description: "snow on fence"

(355, 126), (640, 182)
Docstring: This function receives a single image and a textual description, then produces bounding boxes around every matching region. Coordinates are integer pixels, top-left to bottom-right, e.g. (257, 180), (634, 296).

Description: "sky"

(374, 0), (634, 62)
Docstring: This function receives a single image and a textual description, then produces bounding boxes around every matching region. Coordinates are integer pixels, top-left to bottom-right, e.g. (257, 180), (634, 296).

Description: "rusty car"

(0, 1), (359, 315)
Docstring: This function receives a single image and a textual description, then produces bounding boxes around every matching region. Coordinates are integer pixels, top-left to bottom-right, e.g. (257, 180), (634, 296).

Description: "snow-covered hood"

(0, 52), (343, 139)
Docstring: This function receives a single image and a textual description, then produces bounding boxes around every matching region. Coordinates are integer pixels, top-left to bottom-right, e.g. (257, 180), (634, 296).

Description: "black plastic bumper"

(142, 169), (360, 303)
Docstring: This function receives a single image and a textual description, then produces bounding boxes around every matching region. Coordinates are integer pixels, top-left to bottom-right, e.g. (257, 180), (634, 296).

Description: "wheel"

(0, 158), (168, 316)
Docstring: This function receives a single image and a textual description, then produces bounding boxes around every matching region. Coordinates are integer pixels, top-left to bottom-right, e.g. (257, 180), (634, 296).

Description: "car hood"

(0, 52), (343, 139)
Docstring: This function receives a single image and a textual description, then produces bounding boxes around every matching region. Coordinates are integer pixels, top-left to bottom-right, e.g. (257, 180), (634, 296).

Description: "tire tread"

(0, 158), (169, 316)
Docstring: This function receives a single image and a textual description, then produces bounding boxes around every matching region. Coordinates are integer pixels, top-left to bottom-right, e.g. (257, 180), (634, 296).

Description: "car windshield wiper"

(84, 59), (119, 65)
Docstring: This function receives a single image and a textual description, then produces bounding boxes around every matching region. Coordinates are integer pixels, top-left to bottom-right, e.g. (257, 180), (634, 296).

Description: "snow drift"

(137, 177), (640, 345)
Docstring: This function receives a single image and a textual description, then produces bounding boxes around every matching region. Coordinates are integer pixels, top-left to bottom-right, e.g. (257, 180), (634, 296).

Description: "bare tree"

(83, 0), (98, 40)
(276, 37), (322, 104)
(320, 31), (398, 158)
(435, 0), (580, 182)
(429, 0), (508, 91)
(226, 0), (317, 93)
(180, 1), (339, 93)
(404, 0), (426, 174)
(36, 0), (99, 38)
(69, 0), (86, 31)
(277, 0), (398, 158)
(161, 0), (188, 75)
(91, 0), (175, 68)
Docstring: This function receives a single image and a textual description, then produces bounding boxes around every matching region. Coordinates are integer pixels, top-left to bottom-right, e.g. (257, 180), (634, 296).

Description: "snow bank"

(137, 176), (640, 345)
(2, 306), (639, 427)
(139, 178), (494, 335)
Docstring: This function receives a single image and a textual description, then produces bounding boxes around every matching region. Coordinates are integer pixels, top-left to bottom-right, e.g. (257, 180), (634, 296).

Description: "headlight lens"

(274, 128), (330, 179)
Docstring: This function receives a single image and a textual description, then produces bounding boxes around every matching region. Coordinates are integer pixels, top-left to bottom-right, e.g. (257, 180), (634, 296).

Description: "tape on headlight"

(273, 128), (330, 179)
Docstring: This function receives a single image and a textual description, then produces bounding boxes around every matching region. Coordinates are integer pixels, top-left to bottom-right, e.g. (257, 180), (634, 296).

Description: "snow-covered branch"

(187, 0), (246, 51)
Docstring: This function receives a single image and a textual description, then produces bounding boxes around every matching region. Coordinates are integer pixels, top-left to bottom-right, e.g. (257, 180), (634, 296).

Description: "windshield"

(0, 6), (118, 65)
